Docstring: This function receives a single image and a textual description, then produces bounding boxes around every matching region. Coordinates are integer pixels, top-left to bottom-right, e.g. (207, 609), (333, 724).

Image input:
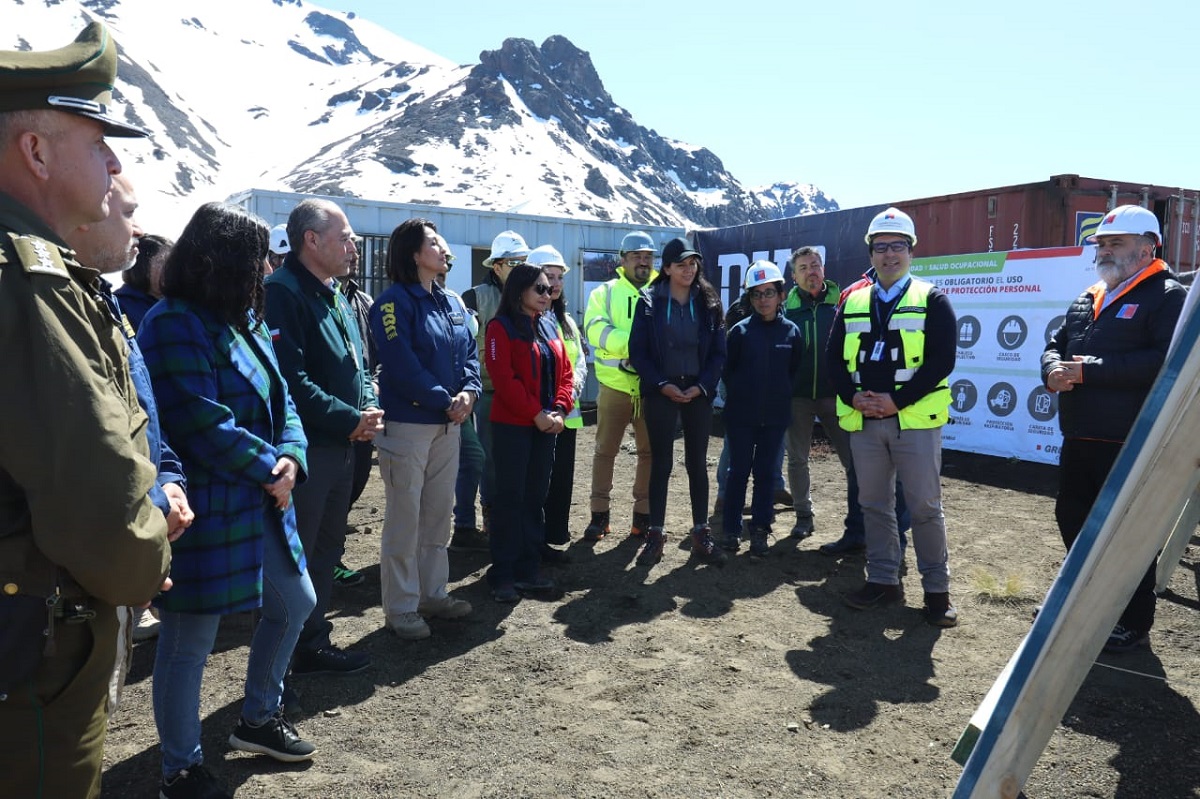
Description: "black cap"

(661, 237), (701, 266)
(0, 22), (148, 138)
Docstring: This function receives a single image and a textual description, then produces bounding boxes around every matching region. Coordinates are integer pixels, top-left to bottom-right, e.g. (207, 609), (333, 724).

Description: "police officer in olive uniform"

(0, 23), (172, 799)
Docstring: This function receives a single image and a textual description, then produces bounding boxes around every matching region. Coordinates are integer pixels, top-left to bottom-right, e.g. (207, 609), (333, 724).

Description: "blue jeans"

(488, 422), (556, 587)
(716, 433), (785, 500)
(724, 424), (787, 534)
(453, 414), (486, 529)
(153, 527), (315, 778)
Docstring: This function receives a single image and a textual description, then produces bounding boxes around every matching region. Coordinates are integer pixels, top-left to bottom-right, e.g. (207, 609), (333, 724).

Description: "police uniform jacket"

(370, 280), (482, 425)
(1041, 261), (1184, 443)
(0, 191), (169, 608)
(138, 300), (308, 615)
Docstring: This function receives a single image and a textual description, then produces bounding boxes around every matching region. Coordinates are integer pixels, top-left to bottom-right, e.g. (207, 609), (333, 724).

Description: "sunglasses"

(871, 241), (910, 254)
(532, 284), (552, 295)
(748, 288), (779, 299)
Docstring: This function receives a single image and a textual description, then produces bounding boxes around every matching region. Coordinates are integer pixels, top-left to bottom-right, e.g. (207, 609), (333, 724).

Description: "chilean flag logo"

(753, 269), (767, 282)
(1104, 212), (1117, 224)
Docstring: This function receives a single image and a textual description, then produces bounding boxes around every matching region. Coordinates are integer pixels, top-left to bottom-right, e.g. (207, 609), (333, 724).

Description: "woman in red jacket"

(485, 264), (574, 602)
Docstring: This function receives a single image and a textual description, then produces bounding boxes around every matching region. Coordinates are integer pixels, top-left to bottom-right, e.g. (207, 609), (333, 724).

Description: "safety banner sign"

(912, 247), (1098, 465)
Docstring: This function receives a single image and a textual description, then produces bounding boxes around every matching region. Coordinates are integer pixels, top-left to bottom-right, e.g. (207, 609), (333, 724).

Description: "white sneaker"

(132, 607), (160, 642)
(387, 612), (431, 640)
(417, 596), (472, 619)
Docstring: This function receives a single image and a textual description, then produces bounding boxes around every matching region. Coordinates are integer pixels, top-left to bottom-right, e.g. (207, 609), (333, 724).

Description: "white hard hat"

(268, 224), (290, 255)
(865, 207), (917, 246)
(527, 244), (569, 272)
(1088, 205), (1162, 246)
(483, 230), (531, 267)
(620, 231), (656, 254)
(744, 260), (784, 289)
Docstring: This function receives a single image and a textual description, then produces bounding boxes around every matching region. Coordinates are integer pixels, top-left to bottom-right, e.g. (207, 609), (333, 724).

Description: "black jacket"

(1041, 262), (1185, 442)
(723, 313), (802, 427)
(628, 280), (726, 398)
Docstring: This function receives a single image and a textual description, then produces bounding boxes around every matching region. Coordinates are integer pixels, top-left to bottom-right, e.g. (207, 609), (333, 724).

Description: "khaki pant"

(377, 421), (460, 621)
(0, 601), (119, 799)
(589, 384), (651, 515)
(785, 396), (852, 519)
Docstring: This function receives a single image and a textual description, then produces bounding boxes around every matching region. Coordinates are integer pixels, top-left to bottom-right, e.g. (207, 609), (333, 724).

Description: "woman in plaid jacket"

(138, 203), (318, 795)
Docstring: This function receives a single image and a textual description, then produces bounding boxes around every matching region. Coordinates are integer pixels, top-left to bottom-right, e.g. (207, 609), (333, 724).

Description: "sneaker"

(637, 526), (666, 565)
(630, 511), (652, 538)
(819, 535), (866, 556)
(332, 561), (364, 587)
(417, 596), (472, 619)
(690, 525), (727, 566)
(789, 516), (815, 540)
(1103, 624), (1149, 654)
(159, 764), (231, 799)
(228, 711), (316, 763)
(541, 544), (572, 564)
(133, 606), (161, 642)
(583, 511), (610, 542)
(492, 583), (520, 603)
(748, 525), (770, 559)
(844, 582), (905, 610)
(721, 532), (741, 553)
(291, 645), (369, 675)
(514, 576), (557, 595)
(449, 526), (489, 551)
(774, 488), (794, 507)
(923, 592), (959, 628)
(387, 611), (432, 640)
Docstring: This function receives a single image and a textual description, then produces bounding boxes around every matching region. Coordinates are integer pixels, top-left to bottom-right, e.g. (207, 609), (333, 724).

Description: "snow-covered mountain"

(5, 0), (837, 234)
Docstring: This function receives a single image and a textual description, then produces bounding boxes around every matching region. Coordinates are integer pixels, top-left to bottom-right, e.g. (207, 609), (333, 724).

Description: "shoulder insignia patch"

(8, 233), (69, 278)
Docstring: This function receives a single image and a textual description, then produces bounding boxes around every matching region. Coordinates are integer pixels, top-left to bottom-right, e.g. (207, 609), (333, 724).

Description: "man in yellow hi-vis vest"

(828, 207), (959, 627)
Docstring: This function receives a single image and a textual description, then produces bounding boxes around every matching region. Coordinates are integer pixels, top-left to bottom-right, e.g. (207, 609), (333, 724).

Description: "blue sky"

(317, 0), (1198, 210)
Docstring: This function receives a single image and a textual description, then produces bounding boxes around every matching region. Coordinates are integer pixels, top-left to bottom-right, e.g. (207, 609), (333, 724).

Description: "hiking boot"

(1103, 624), (1149, 654)
(923, 592), (959, 628)
(159, 764), (232, 799)
(583, 511), (611, 542)
(844, 581), (905, 610)
(228, 711), (316, 763)
(819, 535), (866, 556)
(721, 532), (741, 553)
(291, 645), (369, 675)
(690, 525), (727, 566)
(417, 596), (473, 619)
(332, 560), (364, 587)
(789, 515), (815, 540)
(637, 526), (666, 565)
(449, 526), (489, 551)
(387, 611), (432, 640)
(774, 488), (794, 507)
(748, 525), (770, 559)
(630, 511), (652, 538)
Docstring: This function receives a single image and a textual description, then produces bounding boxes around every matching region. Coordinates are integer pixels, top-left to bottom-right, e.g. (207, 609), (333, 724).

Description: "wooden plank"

(1155, 489), (1199, 593)
(951, 298), (1200, 799)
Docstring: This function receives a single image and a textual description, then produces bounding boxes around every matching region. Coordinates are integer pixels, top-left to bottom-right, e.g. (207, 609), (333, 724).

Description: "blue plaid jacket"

(138, 299), (308, 615)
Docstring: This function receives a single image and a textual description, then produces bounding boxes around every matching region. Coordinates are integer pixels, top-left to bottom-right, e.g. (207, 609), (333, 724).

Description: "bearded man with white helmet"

(1042, 204), (1184, 653)
(582, 230), (659, 541)
(828, 207), (959, 627)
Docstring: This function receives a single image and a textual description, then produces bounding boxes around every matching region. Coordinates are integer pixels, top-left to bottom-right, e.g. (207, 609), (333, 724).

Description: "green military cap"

(0, 21), (148, 138)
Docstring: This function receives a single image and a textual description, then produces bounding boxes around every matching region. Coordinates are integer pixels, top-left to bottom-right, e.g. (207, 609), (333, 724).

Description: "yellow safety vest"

(584, 267), (657, 396)
(836, 279), (950, 432)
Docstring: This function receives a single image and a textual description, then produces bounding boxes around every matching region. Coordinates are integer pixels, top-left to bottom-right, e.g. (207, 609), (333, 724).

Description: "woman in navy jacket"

(484, 264), (574, 602)
(628, 237), (726, 566)
(370, 219), (481, 640)
(721, 262), (803, 557)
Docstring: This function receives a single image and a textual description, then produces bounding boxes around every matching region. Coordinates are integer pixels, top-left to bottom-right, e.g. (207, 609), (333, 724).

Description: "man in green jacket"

(582, 231), (658, 540)
(265, 199), (383, 676)
(782, 247), (850, 539)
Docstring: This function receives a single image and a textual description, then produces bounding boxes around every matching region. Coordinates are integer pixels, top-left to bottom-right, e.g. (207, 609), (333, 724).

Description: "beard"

(1096, 249), (1140, 288)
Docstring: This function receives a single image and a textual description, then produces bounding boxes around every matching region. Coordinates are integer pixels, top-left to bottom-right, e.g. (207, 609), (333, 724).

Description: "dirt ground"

(101, 423), (1200, 799)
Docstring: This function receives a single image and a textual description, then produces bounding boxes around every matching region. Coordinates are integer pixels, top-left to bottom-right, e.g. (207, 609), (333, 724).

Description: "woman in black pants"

(628, 237), (727, 566)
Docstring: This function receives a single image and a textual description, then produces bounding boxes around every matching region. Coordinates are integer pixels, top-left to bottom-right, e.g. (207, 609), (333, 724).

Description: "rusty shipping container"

(896, 174), (1200, 271)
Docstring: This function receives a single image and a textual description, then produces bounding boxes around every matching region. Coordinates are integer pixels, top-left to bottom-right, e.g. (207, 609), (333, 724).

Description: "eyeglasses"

(532, 284), (552, 295)
(748, 288), (779, 299)
(500, 258), (526, 267)
(871, 241), (910, 254)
